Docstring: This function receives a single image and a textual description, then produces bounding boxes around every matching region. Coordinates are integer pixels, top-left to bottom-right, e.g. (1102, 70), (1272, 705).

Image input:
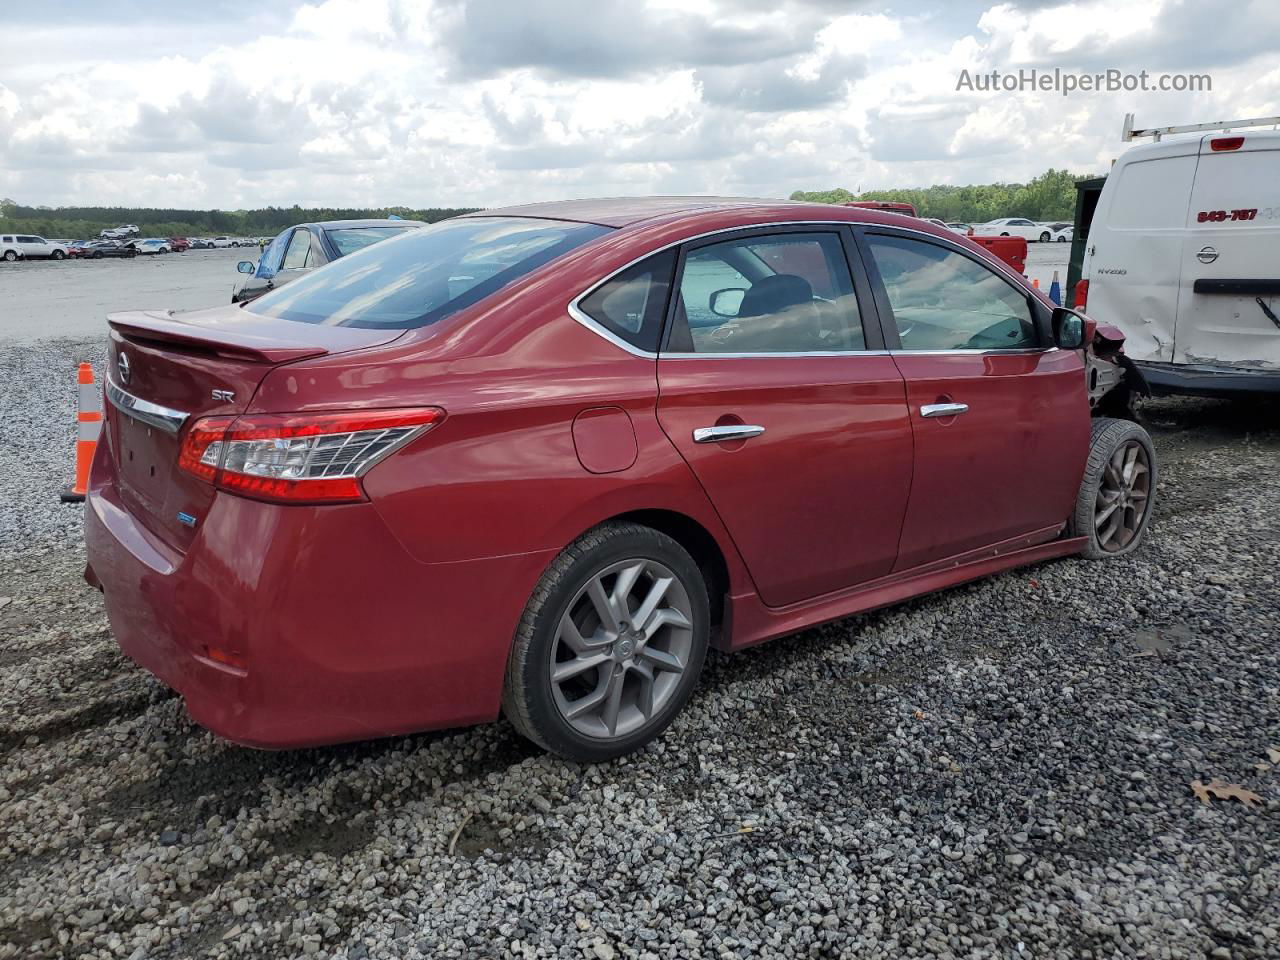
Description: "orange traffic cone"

(60, 363), (102, 503)
(1032, 277), (1041, 289)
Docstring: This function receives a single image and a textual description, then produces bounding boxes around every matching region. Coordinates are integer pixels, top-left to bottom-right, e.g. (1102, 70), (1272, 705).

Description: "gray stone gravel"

(2, 337), (1278, 959)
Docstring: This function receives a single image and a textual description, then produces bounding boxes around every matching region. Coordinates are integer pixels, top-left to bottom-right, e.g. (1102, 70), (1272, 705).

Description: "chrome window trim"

(105, 378), (189, 433)
(567, 219), (1044, 360)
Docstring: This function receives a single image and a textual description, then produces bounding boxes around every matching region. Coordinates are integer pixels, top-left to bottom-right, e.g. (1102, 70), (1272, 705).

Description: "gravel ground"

(2, 337), (1278, 959)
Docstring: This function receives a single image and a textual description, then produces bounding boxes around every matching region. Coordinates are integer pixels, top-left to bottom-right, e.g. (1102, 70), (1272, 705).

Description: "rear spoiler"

(107, 310), (329, 364)
(1192, 278), (1280, 296)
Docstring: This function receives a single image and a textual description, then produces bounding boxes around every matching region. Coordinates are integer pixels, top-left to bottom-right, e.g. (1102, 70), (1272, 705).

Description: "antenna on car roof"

(1122, 112), (1280, 142)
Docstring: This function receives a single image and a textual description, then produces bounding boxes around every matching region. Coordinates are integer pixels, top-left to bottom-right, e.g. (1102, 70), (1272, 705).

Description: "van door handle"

(920, 402), (969, 418)
(693, 424), (766, 443)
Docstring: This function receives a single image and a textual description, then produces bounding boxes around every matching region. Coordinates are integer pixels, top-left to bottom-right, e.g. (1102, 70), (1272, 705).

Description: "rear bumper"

(1136, 360), (1280, 397)
(84, 458), (556, 749)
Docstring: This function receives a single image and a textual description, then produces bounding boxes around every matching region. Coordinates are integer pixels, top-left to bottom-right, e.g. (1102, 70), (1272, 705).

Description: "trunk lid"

(104, 305), (403, 550)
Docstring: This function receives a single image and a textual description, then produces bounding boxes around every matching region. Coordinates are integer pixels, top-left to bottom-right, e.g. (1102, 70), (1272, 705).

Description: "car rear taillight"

(1074, 279), (1089, 310)
(178, 408), (443, 504)
(1210, 136), (1244, 152)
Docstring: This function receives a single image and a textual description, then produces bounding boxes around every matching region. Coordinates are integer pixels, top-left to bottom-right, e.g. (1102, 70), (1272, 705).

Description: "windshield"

(250, 217), (611, 329)
(326, 226), (418, 257)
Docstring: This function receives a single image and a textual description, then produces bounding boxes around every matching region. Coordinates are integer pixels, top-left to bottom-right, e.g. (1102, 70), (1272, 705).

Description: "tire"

(1069, 418), (1157, 560)
(52, 250), (65, 260)
(1000, 232), (1010, 237)
(93, 251), (104, 259)
(502, 522), (710, 761)
(1058, 236), (1068, 243)
(1039, 231), (1051, 243)
(2, 251), (16, 262)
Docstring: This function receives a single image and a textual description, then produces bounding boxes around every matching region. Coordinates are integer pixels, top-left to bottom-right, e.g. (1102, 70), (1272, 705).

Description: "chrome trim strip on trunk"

(104, 378), (189, 433)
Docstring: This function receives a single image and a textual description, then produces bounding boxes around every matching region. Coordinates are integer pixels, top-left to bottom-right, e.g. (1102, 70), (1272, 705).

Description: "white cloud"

(0, 0), (1276, 209)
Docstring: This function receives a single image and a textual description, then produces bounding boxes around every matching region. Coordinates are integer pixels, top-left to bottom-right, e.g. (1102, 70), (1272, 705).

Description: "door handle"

(920, 402), (969, 418)
(693, 424), (766, 444)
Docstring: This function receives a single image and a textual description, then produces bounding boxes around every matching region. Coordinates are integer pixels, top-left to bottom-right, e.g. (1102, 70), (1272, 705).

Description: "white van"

(1, 235), (69, 261)
(1080, 115), (1280, 395)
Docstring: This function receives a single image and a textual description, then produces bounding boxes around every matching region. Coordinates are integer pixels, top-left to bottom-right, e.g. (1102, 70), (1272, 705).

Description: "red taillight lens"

(178, 408), (443, 504)
(1210, 136), (1244, 152)
(1074, 279), (1089, 310)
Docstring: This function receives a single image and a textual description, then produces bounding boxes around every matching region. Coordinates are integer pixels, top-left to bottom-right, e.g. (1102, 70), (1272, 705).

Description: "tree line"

(0, 200), (481, 239)
(790, 169), (1096, 223)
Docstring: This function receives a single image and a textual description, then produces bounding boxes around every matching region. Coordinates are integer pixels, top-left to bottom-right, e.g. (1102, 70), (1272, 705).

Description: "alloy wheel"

(550, 558), (694, 740)
(1095, 439), (1151, 551)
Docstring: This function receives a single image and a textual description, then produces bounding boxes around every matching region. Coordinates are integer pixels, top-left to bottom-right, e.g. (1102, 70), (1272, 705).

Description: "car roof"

(459, 196), (822, 229)
(308, 219), (428, 230)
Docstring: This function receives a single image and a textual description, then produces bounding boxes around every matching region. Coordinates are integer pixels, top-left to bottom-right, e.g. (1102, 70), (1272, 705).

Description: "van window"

(1107, 156), (1197, 230)
(1189, 149), (1279, 223)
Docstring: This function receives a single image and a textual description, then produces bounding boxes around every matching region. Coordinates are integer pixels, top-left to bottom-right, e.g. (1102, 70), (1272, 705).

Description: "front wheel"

(52, 250), (65, 260)
(1039, 231), (1051, 243)
(1069, 418), (1157, 559)
(503, 522), (710, 761)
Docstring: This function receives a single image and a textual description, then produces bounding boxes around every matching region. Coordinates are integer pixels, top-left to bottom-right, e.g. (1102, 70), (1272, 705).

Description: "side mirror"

(1051, 306), (1092, 349)
(237, 260), (256, 275)
(709, 287), (747, 318)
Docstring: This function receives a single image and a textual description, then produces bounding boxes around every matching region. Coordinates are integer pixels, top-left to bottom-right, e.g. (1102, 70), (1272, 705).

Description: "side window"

(258, 229), (290, 278)
(18, 236), (39, 243)
(282, 229), (313, 270)
(577, 250), (675, 353)
(670, 232), (864, 354)
(866, 234), (1038, 351)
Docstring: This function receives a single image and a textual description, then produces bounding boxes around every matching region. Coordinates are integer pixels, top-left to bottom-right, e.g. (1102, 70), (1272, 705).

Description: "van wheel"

(1069, 418), (1157, 559)
(503, 522), (709, 762)
(2, 251), (16, 262)
(52, 250), (65, 260)
(1038, 231), (1051, 243)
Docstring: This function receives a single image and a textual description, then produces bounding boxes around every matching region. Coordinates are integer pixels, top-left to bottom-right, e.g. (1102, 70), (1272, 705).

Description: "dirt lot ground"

(0, 257), (1276, 958)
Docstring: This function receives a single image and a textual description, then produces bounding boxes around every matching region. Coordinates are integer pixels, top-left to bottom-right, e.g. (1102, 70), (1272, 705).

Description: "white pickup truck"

(0, 235), (70, 261)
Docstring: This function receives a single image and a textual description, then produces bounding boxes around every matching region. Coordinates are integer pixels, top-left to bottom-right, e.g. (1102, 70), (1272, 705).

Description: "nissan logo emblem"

(1196, 246), (1219, 264)
(117, 352), (131, 384)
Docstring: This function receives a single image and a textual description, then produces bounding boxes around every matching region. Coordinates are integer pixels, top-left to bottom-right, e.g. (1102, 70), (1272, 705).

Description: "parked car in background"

(129, 238), (171, 255)
(188, 238), (211, 249)
(0, 235), (69, 260)
(100, 225), (140, 240)
(1047, 223), (1073, 243)
(81, 241), (137, 259)
(232, 218), (426, 304)
(86, 197), (1152, 761)
(168, 237), (191, 252)
(945, 222), (973, 235)
(66, 240), (93, 258)
(211, 237), (235, 248)
(1081, 115), (1280, 396)
(972, 218), (1047, 242)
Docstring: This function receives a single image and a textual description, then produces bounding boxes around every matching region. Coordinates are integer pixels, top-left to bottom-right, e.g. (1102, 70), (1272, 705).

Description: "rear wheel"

(1038, 231), (1051, 242)
(503, 522), (709, 761)
(1069, 418), (1157, 559)
(2, 251), (16, 262)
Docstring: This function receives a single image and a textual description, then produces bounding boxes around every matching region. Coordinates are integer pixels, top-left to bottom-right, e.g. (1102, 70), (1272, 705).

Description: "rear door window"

(866, 234), (1038, 350)
(669, 232), (865, 354)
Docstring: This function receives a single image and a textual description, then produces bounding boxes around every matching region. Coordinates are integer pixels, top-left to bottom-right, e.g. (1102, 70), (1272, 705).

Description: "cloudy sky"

(1, 0), (1277, 209)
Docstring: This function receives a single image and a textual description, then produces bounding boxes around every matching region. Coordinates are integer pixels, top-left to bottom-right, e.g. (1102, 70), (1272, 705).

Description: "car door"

(272, 227), (320, 288)
(858, 227), (1090, 571)
(237, 228), (291, 301)
(654, 227), (914, 608)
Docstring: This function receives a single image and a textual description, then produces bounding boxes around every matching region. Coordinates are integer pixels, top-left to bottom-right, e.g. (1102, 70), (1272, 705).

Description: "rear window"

(250, 217), (611, 329)
(326, 226), (418, 256)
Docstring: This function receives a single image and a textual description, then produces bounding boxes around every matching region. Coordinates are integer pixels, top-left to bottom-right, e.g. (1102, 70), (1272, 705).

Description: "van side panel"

(1174, 141), (1280, 371)
(1083, 153), (1198, 363)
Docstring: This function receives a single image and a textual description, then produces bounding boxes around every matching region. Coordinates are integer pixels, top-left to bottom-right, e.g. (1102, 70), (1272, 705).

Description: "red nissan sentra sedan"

(83, 198), (1156, 761)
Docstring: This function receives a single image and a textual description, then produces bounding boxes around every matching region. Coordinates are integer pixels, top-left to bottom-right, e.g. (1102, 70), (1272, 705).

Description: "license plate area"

(115, 411), (177, 510)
